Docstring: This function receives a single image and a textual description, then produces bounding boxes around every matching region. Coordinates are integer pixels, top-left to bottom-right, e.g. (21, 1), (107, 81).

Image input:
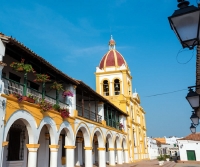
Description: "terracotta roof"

(154, 138), (166, 144)
(0, 33), (79, 85)
(178, 133), (200, 141)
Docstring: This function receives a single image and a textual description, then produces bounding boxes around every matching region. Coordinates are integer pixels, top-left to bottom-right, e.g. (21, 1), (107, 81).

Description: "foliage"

(119, 123), (124, 129)
(34, 73), (51, 83)
(117, 122), (124, 129)
(12, 92), (23, 102)
(53, 104), (61, 111)
(157, 155), (165, 161)
(10, 59), (35, 73)
(50, 82), (63, 91)
(60, 108), (70, 118)
(39, 99), (52, 112)
(62, 90), (73, 98)
(164, 154), (170, 159)
(27, 94), (38, 102)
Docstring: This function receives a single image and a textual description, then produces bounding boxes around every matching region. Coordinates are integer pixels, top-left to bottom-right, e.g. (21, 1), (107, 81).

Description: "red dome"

(99, 49), (127, 69)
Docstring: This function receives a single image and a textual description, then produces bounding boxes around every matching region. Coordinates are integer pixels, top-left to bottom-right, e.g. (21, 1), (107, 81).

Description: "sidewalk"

(174, 163), (200, 167)
(105, 160), (175, 167)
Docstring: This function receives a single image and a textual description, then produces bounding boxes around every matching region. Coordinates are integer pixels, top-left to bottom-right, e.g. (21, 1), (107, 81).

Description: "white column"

(117, 149), (123, 164)
(65, 146), (76, 167)
(97, 102), (104, 120)
(109, 148), (115, 166)
(49, 145), (59, 167)
(124, 149), (129, 163)
(26, 144), (40, 167)
(76, 138), (83, 166)
(84, 147), (93, 167)
(0, 142), (8, 167)
(98, 148), (106, 167)
(64, 85), (76, 116)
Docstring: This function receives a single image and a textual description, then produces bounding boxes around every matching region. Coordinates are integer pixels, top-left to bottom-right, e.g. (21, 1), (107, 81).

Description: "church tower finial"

(109, 35), (116, 50)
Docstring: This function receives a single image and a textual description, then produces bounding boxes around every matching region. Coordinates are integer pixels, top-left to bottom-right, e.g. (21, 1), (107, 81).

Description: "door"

(187, 150), (196, 161)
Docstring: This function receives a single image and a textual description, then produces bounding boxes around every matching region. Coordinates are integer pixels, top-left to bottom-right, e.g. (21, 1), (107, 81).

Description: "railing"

(3, 78), (23, 95)
(45, 94), (56, 105)
(2, 77), (69, 109)
(76, 104), (102, 123)
(27, 87), (42, 103)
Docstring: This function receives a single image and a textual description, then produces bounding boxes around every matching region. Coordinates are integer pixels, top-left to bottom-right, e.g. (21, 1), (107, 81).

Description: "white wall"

(0, 97), (6, 167)
(147, 137), (159, 160)
(178, 140), (200, 161)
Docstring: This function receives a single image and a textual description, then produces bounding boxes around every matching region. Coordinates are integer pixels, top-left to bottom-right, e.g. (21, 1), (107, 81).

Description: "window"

(9, 72), (21, 83)
(133, 131), (136, 146)
(103, 80), (109, 96)
(28, 80), (39, 91)
(114, 79), (120, 95)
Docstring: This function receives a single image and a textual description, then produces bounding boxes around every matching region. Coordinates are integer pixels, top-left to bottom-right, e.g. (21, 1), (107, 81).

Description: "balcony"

(76, 104), (102, 123)
(2, 77), (68, 109)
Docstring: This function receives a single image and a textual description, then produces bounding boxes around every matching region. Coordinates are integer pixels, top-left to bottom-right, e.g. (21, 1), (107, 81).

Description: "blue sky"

(0, 0), (198, 137)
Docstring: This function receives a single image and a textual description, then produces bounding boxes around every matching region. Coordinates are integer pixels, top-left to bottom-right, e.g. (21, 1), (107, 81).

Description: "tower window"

(103, 80), (109, 96)
(114, 79), (120, 95)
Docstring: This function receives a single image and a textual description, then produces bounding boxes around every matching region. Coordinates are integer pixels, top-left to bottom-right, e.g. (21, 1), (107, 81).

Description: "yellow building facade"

(95, 36), (148, 162)
(0, 33), (148, 167)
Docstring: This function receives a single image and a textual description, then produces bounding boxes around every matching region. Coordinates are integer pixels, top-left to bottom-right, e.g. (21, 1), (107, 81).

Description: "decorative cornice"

(108, 148), (115, 151)
(2, 141), (8, 147)
(26, 144), (40, 148)
(49, 145), (60, 149)
(64, 146), (76, 149)
(97, 147), (106, 150)
(84, 147), (93, 150)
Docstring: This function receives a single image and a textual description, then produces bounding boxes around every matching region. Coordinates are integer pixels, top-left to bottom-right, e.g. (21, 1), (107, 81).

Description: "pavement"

(76, 160), (200, 167)
(174, 164), (200, 167)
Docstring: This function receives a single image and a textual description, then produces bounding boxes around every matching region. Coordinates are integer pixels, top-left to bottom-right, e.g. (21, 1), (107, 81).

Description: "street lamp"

(186, 88), (199, 109)
(169, 1), (200, 133)
(190, 123), (196, 133)
(190, 111), (199, 125)
(168, 0), (200, 50)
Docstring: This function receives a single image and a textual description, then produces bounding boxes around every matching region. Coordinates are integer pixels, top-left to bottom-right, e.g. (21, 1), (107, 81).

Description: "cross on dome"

(109, 35), (116, 50)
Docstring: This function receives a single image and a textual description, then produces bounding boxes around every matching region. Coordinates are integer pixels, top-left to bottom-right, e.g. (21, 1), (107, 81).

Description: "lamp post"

(168, 0), (200, 50)
(169, 0), (200, 133)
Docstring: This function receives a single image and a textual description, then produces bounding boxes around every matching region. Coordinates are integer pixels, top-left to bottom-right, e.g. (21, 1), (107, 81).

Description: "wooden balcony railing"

(76, 104), (102, 123)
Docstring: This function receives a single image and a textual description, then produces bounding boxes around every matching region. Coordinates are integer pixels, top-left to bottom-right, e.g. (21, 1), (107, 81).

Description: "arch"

(121, 136), (128, 149)
(112, 78), (121, 95)
(37, 116), (57, 144)
(113, 133), (121, 148)
(4, 110), (37, 143)
(105, 130), (114, 148)
(91, 127), (105, 147)
(75, 122), (91, 147)
(57, 121), (75, 145)
(102, 79), (110, 96)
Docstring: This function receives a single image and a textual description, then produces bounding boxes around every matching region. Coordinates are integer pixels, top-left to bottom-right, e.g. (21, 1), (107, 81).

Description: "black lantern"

(168, 0), (200, 49)
(190, 123), (196, 133)
(186, 88), (199, 108)
(190, 111), (199, 125)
